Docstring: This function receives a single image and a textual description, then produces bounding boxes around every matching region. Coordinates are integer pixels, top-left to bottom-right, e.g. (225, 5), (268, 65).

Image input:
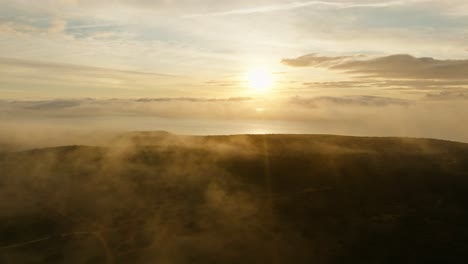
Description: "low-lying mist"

(1, 132), (468, 263)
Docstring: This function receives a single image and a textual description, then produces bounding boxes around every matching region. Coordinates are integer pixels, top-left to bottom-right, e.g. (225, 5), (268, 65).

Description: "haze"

(1, 0), (468, 141)
(1, 1), (468, 264)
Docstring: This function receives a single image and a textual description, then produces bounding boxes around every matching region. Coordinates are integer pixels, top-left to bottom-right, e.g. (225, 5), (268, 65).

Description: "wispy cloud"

(67, 23), (127, 30)
(48, 18), (67, 34)
(0, 57), (188, 98)
(425, 91), (468, 100)
(290, 95), (410, 107)
(184, 0), (426, 17)
(281, 54), (366, 67)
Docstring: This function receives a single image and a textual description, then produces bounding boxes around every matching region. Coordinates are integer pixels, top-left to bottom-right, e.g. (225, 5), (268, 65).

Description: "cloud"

(0, 57), (175, 77)
(0, 57), (189, 98)
(0, 97), (261, 121)
(290, 95), (409, 108)
(0, 21), (39, 34)
(281, 54), (364, 67)
(425, 91), (468, 100)
(22, 99), (83, 110)
(2, 0), (424, 16)
(1, 96), (468, 143)
(282, 53), (468, 99)
(301, 79), (468, 92)
(48, 18), (67, 34)
(0, 95), (411, 125)
(335, 54), (468, 80)
(283, 53), (468, 80)
(184, 0), (424, 17)
(134, 97), (252, 103)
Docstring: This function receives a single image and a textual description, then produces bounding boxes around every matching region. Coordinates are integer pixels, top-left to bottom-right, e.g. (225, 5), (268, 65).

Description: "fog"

(1, 131), (468, 263)
(1, 95), (467, 263)
(1, 94), (467, 264)
(1, 96), (468, 151)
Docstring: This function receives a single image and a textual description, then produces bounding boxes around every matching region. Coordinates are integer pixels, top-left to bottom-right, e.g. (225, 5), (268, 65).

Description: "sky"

(1, 0), (468, 141)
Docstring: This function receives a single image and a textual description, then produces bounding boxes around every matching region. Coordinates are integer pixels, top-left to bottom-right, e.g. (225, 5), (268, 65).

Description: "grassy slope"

(1, 133), (468, 263)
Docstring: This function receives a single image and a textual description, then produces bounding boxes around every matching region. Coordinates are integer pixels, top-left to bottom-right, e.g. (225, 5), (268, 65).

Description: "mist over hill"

(1, 133), (468, 263)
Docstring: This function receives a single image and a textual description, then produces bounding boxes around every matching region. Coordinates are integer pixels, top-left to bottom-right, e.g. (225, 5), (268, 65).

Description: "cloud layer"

(283, 54), (468, 80)
(1, 96), (468, 144)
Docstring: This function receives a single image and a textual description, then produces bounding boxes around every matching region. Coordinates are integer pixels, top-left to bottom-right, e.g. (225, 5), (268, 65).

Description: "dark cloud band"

(282, 53), (468, 80)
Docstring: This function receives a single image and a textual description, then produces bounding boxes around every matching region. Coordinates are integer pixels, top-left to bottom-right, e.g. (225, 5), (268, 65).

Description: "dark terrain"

(1, 133), (468, 263)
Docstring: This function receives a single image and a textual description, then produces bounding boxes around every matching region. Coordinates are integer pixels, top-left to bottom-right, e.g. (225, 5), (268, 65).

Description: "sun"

(247, 67), (273, 93)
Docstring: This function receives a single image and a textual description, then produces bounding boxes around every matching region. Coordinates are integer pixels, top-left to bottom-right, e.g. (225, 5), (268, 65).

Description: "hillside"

(1, 133), (468, 263)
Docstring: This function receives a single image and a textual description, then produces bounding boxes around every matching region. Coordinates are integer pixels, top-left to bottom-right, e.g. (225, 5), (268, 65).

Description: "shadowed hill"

(1, 133), (468, 263)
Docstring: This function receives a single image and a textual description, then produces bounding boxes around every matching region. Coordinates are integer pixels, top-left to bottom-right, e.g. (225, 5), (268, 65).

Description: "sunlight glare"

(247, 67), (273, 93)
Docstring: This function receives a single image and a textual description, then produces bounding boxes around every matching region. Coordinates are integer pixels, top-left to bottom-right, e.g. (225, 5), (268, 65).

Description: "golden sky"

(1, 0), (467, 99)
(1, 1), (468, 140)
